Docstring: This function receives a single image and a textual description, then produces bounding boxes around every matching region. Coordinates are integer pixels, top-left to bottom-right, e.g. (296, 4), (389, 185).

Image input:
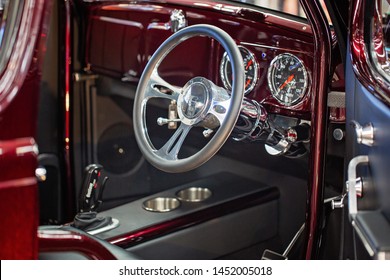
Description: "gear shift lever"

(78, 164), (106, 212)
(73, 164), (112, 232)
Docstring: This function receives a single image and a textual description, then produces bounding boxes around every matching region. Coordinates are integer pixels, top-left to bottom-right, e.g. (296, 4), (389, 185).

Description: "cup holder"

(142, 197), (180, 212)
(176, 187), (212, 202)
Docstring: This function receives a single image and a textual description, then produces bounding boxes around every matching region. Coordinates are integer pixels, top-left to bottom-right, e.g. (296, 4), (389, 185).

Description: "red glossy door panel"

(0, 0), (51, 259)
(0, 138), (39, 259)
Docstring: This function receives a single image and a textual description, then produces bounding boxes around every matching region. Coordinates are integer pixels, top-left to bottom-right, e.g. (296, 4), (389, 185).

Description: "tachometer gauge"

(220, 46), (258, 95)
(267, 53), (309, 106)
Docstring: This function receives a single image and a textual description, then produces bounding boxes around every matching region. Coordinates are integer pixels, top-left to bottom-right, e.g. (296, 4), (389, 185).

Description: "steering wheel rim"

(133, 24), (245, 173)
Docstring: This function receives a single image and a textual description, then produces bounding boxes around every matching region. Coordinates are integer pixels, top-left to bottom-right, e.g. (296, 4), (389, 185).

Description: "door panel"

(0, 0), (51, 259)
(0, 138), (39, 259)
(349, 81), (390, 218)
(345, 0), (390, 259)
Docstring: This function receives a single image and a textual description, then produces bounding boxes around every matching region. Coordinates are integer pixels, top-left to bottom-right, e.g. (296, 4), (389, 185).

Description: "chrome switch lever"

(351, 121), (374, 146)
(157, 117), (180, 126)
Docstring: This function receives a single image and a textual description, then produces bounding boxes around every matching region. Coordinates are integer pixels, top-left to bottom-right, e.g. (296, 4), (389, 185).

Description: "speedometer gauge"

(220, 46), (258, 95)
(267, 53), (309, 106)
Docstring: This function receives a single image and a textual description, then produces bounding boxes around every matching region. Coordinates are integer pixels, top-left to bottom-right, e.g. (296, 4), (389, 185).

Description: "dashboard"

(85, 0), (314, 120)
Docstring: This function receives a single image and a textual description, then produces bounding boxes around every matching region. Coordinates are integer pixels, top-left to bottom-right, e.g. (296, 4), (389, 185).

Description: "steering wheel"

(133, 24), (245, 173)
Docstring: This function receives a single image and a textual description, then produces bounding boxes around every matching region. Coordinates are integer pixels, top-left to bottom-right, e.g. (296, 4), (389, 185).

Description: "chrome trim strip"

(240, 42), (312, 55)
(92, 16), (143, 28)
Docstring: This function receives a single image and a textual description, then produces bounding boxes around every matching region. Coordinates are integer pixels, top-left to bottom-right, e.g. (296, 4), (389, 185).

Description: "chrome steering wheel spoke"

(155, 123), (192, 160)
(145, 70), (181, 101)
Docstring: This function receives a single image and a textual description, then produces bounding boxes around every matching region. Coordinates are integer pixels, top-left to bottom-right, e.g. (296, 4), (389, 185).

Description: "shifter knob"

(78, 164), (103, 212)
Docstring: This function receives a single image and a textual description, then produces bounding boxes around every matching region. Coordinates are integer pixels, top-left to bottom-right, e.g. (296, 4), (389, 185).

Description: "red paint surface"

(299, 0), (331, 259)
(38, 228), (116, 260)
(60, 0), (76, 222)
(0, 0), (51, 259)
(350, 0), (390, 107)
(0, 178), (39, 259)
(0, 138), (39, 259)
(82, 0), (314, 119)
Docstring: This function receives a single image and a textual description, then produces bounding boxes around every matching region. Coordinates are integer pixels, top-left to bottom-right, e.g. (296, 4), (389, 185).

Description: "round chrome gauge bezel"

(220, 46), (259, 95)
(267, 53), (309, 106)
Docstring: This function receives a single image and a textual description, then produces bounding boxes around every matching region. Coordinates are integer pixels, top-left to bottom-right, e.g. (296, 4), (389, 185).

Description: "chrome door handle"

(347, 155), (369, 220)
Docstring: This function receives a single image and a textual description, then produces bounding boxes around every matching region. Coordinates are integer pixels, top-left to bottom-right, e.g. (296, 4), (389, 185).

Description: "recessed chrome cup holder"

(142, 197), (180, 212)
(176, 187), (212, 202)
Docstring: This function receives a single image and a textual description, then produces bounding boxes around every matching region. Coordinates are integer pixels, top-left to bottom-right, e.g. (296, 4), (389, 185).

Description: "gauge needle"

(246, 60), (253, 70)
(279, 74), (295, 90)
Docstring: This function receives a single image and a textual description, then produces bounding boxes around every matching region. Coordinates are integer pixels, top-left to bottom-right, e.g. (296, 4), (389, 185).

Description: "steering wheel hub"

(178, 77), (211, 125)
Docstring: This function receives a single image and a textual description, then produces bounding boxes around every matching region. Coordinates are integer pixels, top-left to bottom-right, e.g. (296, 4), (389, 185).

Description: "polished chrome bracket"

(170, 9), (187, 33)
(351, 121), (374, 146)
(264, 139), (290, 156)
(73, 72), (99, 82)
(329, 193), (346, 209)
(168, 100), (178, 129)
(346, 177), (363, 198)
(203, 128), (214, 138)
(157, 100), (179, 129)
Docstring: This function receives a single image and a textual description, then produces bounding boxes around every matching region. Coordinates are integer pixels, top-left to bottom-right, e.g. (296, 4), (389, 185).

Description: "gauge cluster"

(219, 46), (311, 114)
(220, 46), (258, 95)
(267, 53), (309, 106)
